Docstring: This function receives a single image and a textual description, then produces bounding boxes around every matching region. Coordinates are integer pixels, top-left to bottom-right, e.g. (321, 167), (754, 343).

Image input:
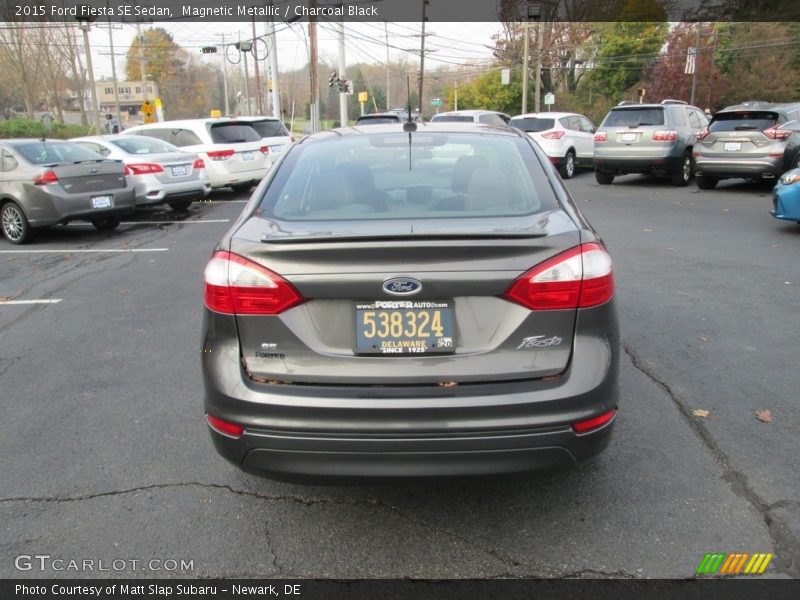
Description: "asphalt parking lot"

(0, 173), (798, 579)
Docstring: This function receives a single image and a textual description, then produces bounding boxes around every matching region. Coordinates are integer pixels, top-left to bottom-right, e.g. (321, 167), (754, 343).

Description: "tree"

(445, 69), (521, 115)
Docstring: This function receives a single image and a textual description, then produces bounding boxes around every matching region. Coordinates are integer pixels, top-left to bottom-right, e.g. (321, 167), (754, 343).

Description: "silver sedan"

(70, 135), (211, 211)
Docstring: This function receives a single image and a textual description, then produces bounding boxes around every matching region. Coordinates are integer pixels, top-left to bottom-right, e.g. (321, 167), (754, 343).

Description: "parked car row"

(0, 116), (293, 244)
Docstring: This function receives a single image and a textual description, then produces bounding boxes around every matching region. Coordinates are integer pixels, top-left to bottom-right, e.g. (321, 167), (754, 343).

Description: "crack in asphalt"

(622, 343), (800, 578)
(0, 356), (21, 377)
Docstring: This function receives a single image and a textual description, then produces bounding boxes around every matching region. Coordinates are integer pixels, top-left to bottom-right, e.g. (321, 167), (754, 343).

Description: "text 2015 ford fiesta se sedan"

(201, 122), (619, 483)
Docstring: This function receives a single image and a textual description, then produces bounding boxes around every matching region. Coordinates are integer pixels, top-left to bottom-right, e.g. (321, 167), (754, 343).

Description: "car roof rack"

(661, 99), (688, 105)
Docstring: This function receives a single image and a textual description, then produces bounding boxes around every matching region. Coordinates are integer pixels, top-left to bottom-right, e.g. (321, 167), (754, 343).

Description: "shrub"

(0, 118), (92, 140)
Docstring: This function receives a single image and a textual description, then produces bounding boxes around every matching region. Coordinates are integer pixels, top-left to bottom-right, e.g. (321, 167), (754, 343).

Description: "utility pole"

(251, 18), (263, 114)
(534, 18), (544, 112)
(267, 7), (281, 119)
(417, 0), (428, 114)
(78, 19), (102, 132)
(216, 33), (230, 115)
(690, 22), (701, 106)
(521, 23), (530, 113)
(384, 23), (391, 110)
(105, 2), (122, 127)
(337, 14), (348, 126)
(136, 22), (148, 103)
(309, 16), (319, 131)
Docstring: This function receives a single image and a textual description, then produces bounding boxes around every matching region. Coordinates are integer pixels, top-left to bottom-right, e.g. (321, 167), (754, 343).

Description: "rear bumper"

(593, 155), (683, 175)
(25, 187), (136, 227)
(202, 302), (620, 482)
(204, 159), (268, 189)
(133, 177), (211, 205)
(694, 156), (781, 180)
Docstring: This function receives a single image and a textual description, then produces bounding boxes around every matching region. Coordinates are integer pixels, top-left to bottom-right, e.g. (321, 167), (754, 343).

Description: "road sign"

(431, 98), (442, 107)
(358, 91), (369, 103)
(544, 92), (555, 106)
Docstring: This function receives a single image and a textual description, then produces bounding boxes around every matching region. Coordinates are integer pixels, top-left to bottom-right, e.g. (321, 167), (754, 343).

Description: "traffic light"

(201, 46), (217, 54)
(328, 72), (338, 88)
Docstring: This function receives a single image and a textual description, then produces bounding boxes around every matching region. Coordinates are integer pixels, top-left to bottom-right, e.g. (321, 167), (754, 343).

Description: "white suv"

(430, 110), (511, 126)
(234, 116), (293, 162)
(510, 112), (596, 179)
(123, 118), (270, 193)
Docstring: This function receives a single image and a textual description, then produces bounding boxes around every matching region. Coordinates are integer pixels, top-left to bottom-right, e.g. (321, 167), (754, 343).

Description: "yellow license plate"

(354, 300), (454, 355)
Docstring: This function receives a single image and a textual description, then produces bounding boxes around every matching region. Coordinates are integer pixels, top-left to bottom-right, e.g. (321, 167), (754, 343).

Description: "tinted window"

(131, 129), (171, 143)
(687, 110), (703, 129)
(356, 115), (402, 125)
(249, 120), (290, 137)
(603, 108), (665, 127)
(11, 141), (104, 165)
(74, 141), (110, 156)
(669, 107), (687, 127)
(578, 116), (596, 133)
(172, 129), (204, 147)
(111, 137), (179, 155)
(208, 123), (261, 144)
(2, 150), (18, 172)
(432, 115), (475, 123)
(709, 112), (779, 132)
(262, 132), (558, 221)
(509, 117), (555, 132)
(479, 113), (507, 126)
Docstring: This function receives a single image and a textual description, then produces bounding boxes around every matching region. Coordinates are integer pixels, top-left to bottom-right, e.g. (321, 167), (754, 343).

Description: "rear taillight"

(541, 130), (566, 140)
(193, 158), (205, 169)
(594, 131), (607, 142)
(763, 126), (791, 140)
(206, 149), (235, 161)
(259, 145), (270, 154)
(695, 127), (710, 141)
(206, 415), (244, 438)
(33, 170), (58, 185)
(126, 163), (164, 175)
(204, 250), (305, 315)
(572, 409), (616, 434)
(652, 130), (678, 141)
(503, 243), (614, 310)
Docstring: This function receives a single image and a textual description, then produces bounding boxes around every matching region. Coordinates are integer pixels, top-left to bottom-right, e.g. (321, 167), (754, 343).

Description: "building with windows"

(95, 79), (159, 117)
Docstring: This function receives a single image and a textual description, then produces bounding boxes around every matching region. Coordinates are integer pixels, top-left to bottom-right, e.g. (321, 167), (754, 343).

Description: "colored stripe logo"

(696, 552), (773, 575)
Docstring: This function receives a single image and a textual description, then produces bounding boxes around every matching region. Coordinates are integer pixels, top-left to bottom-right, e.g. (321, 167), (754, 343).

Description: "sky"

(88, 20), (503, 80)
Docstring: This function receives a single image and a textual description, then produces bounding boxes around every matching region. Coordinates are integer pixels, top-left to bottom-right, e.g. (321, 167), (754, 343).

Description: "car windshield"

(11, 141), (104, 164)
(431, 115), (475, 122)
(709, 112), (779, 132)
(208, 122), (261, 143)
(249, 120), (289, 138)
(509, 117), (555, 132)
(110, 137), (178, 155)
(357, 116), (401, 124)
(603, 108), (665, 127)
(261, 132), (557, 221)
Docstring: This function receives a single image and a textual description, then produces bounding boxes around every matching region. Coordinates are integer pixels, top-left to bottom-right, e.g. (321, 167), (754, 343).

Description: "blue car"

(772, 168), (800, 223)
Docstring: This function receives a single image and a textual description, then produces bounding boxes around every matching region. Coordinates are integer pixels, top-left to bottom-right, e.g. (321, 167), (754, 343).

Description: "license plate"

(91, 195), (112, 209)
(242, 151), (254, 161)
(271, 145), (284, 154)
(355, 300), (454, 355)
(171, 165), (187, 176)
(620, 132), (637, 142)
(724, 142), (741, 152)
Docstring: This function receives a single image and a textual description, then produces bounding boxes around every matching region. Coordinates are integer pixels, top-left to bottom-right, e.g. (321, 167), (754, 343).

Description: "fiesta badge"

(382, 277), (422, 296)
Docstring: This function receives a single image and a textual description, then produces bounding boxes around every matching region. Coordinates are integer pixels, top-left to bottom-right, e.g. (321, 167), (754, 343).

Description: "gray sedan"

(1, 139), (135, 244)
(71, 135), (211, 211)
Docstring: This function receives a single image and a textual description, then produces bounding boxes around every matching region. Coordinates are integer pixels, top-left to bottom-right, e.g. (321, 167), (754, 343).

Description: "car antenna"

(403, 75), (417, 133)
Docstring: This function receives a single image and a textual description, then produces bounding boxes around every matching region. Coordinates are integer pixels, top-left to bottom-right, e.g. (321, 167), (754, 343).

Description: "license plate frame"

(354, 300), (455, 355)
(724, 141), (742, 152)
(91, 195), (112, 209)
(242, 151), (254, 161)
(171, 165), (187, 176)
(620, 132), (638, 143)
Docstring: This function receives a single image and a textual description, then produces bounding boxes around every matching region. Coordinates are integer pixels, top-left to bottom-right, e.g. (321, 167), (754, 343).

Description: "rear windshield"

(260, 132), (558, 221)
(110, 137), (178, 155)
(356, 116), (401, 125)
(509, 117), (555, 132)
(602, 108), (665, 127)
(11, 141), (104, 164)
(208, 122), (261, 144)
(248, 120), (289, 138)
(431, 115), (475, 123)
(709, 112), (779, 132)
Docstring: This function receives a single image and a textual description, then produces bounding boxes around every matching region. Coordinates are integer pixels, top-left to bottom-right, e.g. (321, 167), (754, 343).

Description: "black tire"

(560, 151), (576, 179)
(696, 175), (718, 190)
(670, 152), (693, 187)
(91, 216), (121, 232)
(595, 170), (614, 185)
(230, 182), (253, 193)
(1, 201), (33, 244)
(168, 200), (193, 212)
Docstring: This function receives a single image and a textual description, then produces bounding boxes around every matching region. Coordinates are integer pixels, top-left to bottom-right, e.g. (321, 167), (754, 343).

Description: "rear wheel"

(91, 216), (121, 232)
(560, 151), (576, 179)
(230, 182), (253, 193)
(1, 201), (33, 244)
(670, 152), (693, 187)
(696, 175), (718, 190)
(595, 170), (614, 185)
(169, 200), (193, 212)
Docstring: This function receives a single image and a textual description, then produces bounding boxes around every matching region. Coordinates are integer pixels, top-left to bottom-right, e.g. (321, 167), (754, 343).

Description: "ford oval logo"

(382, 277), (422, 296)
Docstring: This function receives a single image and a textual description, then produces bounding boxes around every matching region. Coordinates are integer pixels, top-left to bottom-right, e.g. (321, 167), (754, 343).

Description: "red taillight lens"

(594, 131), (607, 142)
(695, 127), (710, 141)
(541, 130), (566, 140)
(503, 243), (614, 310)
(206, 149), (235, 161)
(259, 145), (270, 154)
(652, 130), (678, 141)
(204, 250), (305, 315)
(33, 170), (58, 185)
(193, 158), (205, 169)
(206, 414), (244, 438)
(572, 409), (616, 434)
(126, 163), (164, 175)
(763, 126), (791, 140)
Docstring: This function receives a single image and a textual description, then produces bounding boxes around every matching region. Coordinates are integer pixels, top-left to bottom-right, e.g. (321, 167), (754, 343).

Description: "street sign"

(544, 92), (555, 106)
(431, 98), (442, 107)
(501, 68), (510, 85)
(358, 91), (369, 103)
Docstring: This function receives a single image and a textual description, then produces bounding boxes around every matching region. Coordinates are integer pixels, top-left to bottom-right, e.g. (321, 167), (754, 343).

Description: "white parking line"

(0, 248), (169, 254)
(119, 219), (231, 225)
(0, 299), (62, 305)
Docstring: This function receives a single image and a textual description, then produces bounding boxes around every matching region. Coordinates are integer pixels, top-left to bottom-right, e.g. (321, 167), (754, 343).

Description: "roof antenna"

(403, 75), (417, 133)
